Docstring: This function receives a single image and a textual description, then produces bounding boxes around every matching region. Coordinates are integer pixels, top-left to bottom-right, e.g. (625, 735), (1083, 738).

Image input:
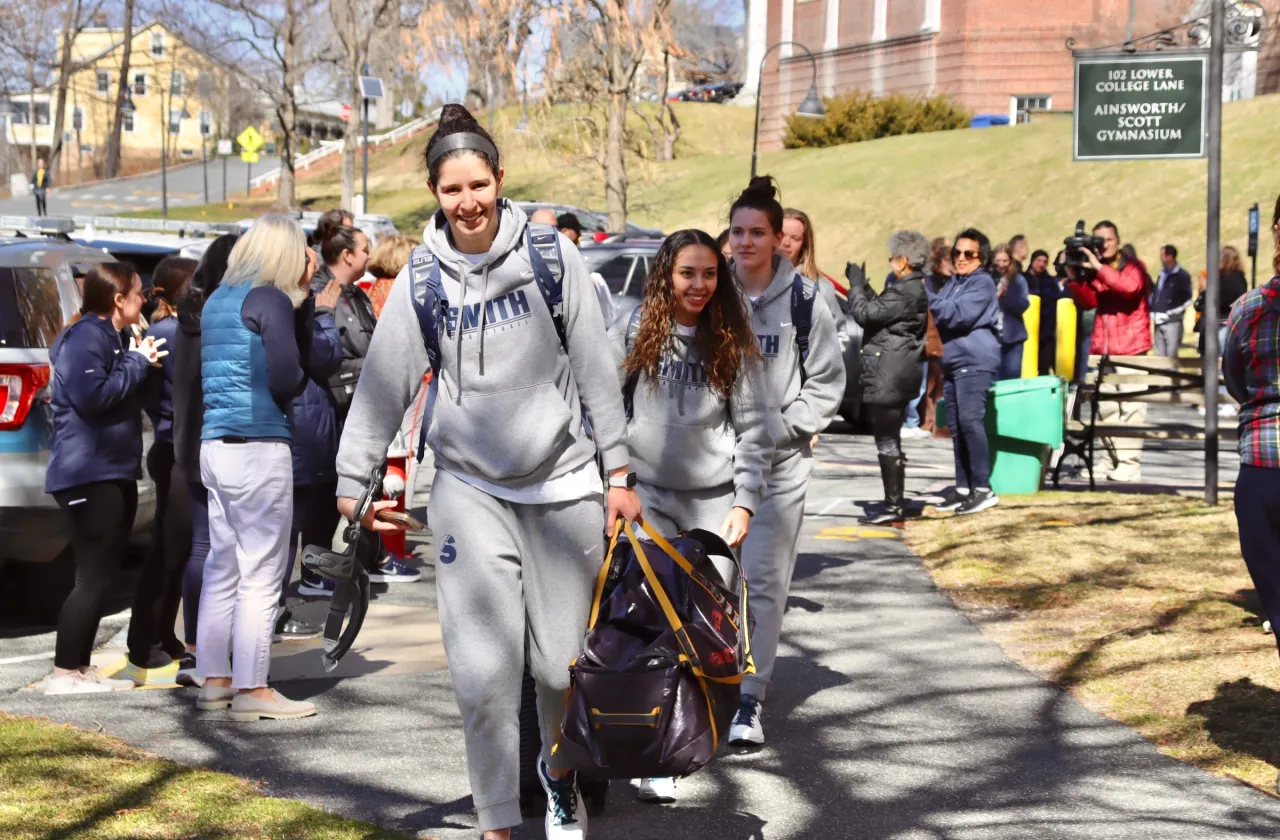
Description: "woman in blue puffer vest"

(194, 214), (314, 721)
(44, 262), (167, 696)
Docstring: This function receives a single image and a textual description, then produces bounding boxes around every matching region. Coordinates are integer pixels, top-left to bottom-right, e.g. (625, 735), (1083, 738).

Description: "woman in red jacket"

(1066, 221), (1151, 482)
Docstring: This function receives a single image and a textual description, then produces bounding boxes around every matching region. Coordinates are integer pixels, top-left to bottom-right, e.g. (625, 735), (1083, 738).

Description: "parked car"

(514, 201), (664, 242)
(0, 217), (158, 623)
(70, 217), (238, 287)
(579, 239), (662, 328)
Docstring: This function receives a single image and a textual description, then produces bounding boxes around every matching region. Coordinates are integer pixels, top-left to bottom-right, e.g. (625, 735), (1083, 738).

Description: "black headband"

(427, 132), (499, 171)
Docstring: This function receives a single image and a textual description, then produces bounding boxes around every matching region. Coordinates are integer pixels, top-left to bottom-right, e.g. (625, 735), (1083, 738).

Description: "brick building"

(746, 0), (1258, 150)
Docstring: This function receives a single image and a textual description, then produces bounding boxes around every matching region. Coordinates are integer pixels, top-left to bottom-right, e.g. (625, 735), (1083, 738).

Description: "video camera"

(1063, 220), (1106, 274)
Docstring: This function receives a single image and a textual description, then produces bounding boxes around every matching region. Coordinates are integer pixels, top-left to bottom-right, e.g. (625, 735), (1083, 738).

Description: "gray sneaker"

(229, 689), (317, 721)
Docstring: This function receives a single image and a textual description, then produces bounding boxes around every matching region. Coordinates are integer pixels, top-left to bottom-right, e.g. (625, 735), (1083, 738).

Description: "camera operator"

(1065, 220), (1152, 482)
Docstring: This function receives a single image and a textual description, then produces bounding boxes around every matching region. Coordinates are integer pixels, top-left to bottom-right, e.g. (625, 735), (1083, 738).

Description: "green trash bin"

(985, 375), (1066, 495)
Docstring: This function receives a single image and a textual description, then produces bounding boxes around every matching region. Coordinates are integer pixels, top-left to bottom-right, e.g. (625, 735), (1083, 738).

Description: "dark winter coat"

(290, 296), (344, 486)
(997, 272), (1031, 346)
(930, 269), (1001, 374)
(328, 281), (376, 412)
(45, 315), (151, 494)
(143, 314), (179, 442)
(848, 270), (928, 406)
(171, 293), (205, 475)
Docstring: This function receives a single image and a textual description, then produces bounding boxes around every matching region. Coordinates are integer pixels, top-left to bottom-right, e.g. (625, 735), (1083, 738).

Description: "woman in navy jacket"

(992, 243), (1031, 380)
(44, 262), (168, 696)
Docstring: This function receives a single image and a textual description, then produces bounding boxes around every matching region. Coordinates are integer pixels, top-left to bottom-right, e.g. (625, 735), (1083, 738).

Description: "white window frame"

(199, 109), (212, 136)
(170, 70), (184, 97)
(923, 0), (942, 32)
(872, 0), (887, 41)
(123, 110), (135, 133)
(169, 108), (182, 134)
(1010, 94), (1052, 124)
(133, 72), (147, 96)
(96, 70), (110, 94)
(150, 31), (164, 57)
(72, 105), (84, 131)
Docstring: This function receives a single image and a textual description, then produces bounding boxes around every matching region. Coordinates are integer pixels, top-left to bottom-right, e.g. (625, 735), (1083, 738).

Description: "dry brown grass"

(904, 491), (1280, 793)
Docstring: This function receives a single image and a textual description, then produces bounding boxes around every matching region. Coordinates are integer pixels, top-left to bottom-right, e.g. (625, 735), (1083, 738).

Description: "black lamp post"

(160, 97), (191, 219)
(751, 41), (825, 178)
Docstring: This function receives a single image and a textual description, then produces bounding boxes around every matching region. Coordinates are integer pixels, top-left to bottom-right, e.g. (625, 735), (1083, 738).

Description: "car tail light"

(593, 231), (609, 243)
(0, 363), (51, 431)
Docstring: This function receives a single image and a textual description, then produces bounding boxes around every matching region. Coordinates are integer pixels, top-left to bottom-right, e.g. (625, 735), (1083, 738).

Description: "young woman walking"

(44, 263), (167, 695)
(334, 104), (640, 840)
(726, 176), (846, 746)
(615, 228), (776, 803)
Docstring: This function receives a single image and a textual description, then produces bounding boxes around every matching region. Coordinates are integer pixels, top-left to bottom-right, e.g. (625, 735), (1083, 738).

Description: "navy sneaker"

(368, 556), (422, 584)
(297, 575), (335, 598)
(538, 759), (586, 839)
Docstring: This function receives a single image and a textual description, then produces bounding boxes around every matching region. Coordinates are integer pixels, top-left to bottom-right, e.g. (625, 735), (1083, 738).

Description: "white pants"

(197, 440), (293, 690)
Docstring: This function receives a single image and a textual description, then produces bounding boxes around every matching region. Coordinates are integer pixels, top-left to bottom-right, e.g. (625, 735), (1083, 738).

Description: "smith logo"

(438, 535), (458, 565)
(444, 290), (533, 336)
(656, 356), (710, 387)
(757, 333), (780, 358)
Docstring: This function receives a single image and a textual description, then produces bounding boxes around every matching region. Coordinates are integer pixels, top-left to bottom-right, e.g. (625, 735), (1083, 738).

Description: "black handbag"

(555, 520), (754, 779)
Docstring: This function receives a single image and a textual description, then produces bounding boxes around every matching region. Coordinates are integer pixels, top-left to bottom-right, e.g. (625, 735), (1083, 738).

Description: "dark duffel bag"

(555, 520), (754, 780)
(519, 670), (610, 817)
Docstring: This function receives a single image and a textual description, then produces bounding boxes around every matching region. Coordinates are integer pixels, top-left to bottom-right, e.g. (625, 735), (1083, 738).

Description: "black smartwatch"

(607, 471), (638, 489)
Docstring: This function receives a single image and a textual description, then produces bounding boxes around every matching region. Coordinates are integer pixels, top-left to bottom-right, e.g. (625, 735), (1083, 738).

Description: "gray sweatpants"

(738, 449), (813, 702)
(636, 481), (737, 584)
(427, 469), (605, 832)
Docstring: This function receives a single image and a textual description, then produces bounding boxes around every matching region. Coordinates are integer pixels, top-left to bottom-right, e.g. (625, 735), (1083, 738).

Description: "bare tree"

(329, 0), (396, 212)
(412, 0), (540, 114)
(551, 0), (675, 230)
(104, 0), (135, 178)
(0, 0), (62, 169)
(48, 0), (108, 178)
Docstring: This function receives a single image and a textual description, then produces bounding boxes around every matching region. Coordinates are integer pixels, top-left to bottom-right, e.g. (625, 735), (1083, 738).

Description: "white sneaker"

(538, 758), (586, 839)
(44, 672), (116, 695)
(728, 695), (764, 745)
(901, 425), (931, 440)
(228, 689), (317, 721)
(80, 667), (135, 691)
(637, 776), (677, 804)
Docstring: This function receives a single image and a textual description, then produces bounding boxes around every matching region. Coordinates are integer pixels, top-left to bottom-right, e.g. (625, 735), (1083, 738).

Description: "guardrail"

(249, 115), (435, 190)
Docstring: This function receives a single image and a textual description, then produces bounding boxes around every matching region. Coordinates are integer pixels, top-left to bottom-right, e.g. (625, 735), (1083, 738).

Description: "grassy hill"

(147, 95), (1280, 280)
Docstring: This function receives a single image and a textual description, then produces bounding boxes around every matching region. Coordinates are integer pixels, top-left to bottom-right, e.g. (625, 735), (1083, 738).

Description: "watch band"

(608, 471), (637, 489)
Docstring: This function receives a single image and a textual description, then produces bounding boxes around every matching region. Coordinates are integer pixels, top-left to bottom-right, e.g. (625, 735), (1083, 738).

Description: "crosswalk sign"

(236, 125), (264, 154)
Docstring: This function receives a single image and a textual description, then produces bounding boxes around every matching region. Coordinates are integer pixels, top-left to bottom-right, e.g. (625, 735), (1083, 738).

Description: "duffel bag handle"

(587, 519), (625, 632)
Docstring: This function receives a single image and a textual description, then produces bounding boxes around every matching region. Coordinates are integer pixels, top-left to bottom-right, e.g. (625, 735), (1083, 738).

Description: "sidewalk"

(2, 433), (1275, 838)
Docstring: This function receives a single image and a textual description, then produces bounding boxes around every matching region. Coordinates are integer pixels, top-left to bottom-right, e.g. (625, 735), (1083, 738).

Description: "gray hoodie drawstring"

(454, 268), (467, 404)
(477, 265), (490, 377)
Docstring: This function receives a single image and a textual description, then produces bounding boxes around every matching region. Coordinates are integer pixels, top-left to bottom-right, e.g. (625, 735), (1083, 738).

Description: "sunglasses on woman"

(951, 248), (979, 261)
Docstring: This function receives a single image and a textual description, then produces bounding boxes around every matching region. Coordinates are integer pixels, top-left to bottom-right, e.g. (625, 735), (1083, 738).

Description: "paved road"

(0, 155), (280, 217)
(2, 428), (1270, 840)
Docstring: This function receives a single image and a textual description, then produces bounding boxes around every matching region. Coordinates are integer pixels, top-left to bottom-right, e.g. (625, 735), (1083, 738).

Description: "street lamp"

(159, 93), (190, 219)
(751, 41), (825, 178)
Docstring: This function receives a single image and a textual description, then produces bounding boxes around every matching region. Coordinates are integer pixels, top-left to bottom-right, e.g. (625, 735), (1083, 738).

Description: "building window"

(150, 31), (164, 57)
(96, 70), (109, 93)
(123, 111), (134, 133)
(199, 109), (212, 136)
(133, 73), (147, 96)
(169, 108), (182, 134)
(923, 0), (941, 31)
(170, 70), (184, 97)
(1013, 94), (1051, 123)
(72, 106), (84, 131)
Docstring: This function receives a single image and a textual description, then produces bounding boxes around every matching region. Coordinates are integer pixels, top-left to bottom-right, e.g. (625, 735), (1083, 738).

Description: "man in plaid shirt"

(1224, 196), (1280, 658)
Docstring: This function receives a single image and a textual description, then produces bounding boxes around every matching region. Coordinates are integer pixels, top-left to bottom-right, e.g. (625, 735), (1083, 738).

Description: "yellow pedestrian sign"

(240, 151), (260, 164)
(236, 125), (263, 154)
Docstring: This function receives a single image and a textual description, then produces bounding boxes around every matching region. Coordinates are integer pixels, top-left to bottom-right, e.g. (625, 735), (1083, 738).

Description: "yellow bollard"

(1020, 295), (1040, 378)
(1056, 297), (1078, 381)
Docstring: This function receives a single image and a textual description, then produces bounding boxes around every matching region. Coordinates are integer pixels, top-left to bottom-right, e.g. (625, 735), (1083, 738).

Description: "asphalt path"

(0, 155), (280, 217)
(1, 427), (1271, 839)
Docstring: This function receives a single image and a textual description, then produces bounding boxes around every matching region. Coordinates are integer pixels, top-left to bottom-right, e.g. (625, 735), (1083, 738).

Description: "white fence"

(249, 115), (435, 190)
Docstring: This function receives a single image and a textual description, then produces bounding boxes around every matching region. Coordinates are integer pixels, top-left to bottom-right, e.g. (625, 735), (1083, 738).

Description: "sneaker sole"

(273, 631), (323, 642)
(638, 794), (677, 804)
(296, 587), (334, 598)
(228, 707), (317, 721)
(728, 730), (764, 746)
(366, 574), (421, 583)
(197, 698), (233, 710)
(956, 496), (1000, 515)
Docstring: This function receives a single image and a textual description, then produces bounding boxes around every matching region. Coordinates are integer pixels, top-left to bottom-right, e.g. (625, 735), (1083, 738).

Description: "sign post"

(218, 138), (232, 203)
(359, 73), (385, 215)
(237, 126), (264, 200)
(1248, 203), (1260, 288)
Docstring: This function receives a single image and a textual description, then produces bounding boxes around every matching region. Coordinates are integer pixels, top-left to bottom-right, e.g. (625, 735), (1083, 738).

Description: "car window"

(0, 266), (64, 349)
(593, 255), (635, 295)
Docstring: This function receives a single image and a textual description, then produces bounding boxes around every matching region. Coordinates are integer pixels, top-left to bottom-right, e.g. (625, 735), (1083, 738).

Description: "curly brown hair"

(625, 229), (760, 399)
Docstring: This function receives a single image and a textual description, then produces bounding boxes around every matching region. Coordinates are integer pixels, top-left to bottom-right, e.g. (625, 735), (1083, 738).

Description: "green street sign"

(1073, 53), (1208, 161)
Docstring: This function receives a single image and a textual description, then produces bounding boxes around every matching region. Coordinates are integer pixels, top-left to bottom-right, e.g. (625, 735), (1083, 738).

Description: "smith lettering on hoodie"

(611, 322), (776, 513)
(334, 201), (629, 500)
(748, 257), (846, 454)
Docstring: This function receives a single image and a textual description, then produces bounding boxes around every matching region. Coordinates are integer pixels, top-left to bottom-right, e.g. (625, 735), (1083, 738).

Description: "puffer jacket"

(849, 270), (928, 406)
(290, 296), (343, 486)
(1068, 257), (1152, 356)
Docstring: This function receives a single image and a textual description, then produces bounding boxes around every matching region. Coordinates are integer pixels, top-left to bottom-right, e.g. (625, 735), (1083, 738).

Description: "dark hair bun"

(744, 174), (780, 201)
(438, 103), (479, 131)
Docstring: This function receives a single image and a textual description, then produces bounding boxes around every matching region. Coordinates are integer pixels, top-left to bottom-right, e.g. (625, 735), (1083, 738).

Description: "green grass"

(0, 713), (415, 840)
(135, 96), (1280, 276)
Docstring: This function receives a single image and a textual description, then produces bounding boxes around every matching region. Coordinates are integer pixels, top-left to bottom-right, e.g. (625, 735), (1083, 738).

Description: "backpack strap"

(621, 306), (643, 420)
(409, 243), (449, 462)
(790, 274), (815, 385)
(526, 222), (568, 353)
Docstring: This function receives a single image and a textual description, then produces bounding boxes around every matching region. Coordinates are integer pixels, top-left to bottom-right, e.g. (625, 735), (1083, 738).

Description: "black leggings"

(284, 479), (342, 604)
(53, 480), (139, 670)
(867, 403), (906, 458)
(127, 441), (194, 666)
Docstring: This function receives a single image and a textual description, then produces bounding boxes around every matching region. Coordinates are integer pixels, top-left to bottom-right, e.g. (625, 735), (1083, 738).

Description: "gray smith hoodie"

(748, 256), (846, 457)
(334, 200), (629, 499)
(611, 322), (776, 512)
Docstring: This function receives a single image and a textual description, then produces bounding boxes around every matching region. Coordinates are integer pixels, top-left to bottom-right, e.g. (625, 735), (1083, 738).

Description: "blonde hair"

(221, 213), (308, 308)
(367, 234), (419, 279)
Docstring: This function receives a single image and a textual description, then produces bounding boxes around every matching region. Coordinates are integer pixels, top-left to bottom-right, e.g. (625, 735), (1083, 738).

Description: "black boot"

(862, 454), (905, 525)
